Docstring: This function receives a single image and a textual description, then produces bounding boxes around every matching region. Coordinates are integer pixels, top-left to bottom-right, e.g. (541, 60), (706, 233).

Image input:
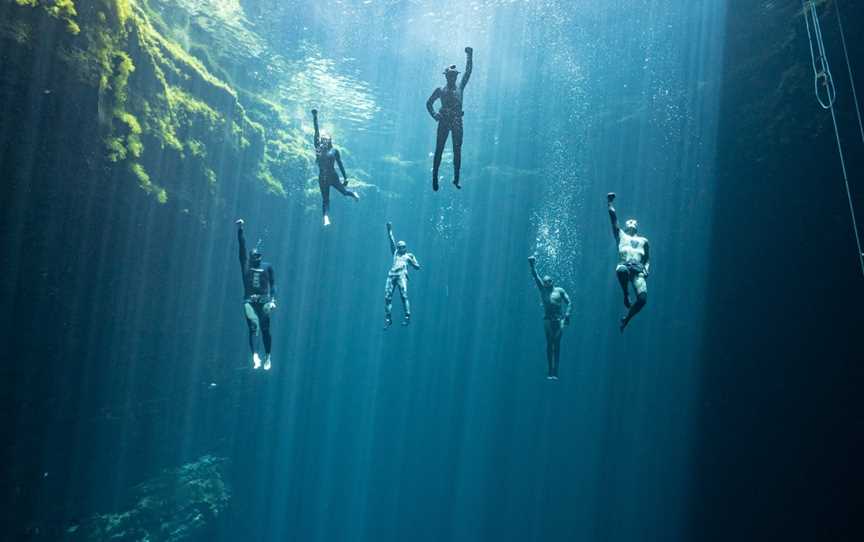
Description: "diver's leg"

(399, 276), (410, 325)
(244, 303), (261, 368)
(247, 325), (256, 355)
(320, 178), (331, 226)
(260, 308), (272, 370)
(432, 121), (450, 192)
(552, 323), (563, 378)
(332, 178), (359, 200)
(620, 275), (647, 333)
(616, 265), (631, 308)
(451, 120), (463, 188)
(384, 277), (395, 328)
(544, 320), (555, 379)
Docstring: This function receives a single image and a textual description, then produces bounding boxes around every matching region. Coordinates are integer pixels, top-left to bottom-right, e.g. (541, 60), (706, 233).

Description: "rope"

(804, 0), (836, 109)
(829, 99), (864, 277)
(803, 0), (864, 276)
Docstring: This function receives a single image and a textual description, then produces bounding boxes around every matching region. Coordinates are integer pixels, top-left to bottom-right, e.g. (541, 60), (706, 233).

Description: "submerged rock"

(76, 455), (230, 541)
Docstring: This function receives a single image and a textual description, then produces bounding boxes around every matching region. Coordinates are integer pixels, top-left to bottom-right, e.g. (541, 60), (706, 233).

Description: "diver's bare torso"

(618, 231), (648, 265)
(541, 286), (569, 318)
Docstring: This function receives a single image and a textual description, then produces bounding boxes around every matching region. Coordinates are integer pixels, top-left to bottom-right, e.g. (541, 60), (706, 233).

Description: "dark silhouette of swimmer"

(426, 46), (473, 191)
(528, 255), (571, 380)
(607, 192), (650, 333)
(312, 109), (359, 226)
(236, 219), (276, 370)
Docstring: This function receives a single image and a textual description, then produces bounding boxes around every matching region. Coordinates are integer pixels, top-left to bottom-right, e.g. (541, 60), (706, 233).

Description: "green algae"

(13, 0), (80, 34)
(3, 0), (376, 208)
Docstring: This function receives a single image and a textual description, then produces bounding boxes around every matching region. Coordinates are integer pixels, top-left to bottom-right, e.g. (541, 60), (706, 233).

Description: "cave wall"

(690, 1), (864, 540)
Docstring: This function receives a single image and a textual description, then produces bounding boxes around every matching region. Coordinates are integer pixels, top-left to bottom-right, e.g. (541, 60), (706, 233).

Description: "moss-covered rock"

(2, 0), (377, 209)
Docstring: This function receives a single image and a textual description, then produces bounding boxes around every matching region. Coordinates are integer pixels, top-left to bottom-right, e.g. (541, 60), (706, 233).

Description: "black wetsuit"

(312, 112), (356, 217)
(238, 228), (275, 355)
(427, 52), (473, 190)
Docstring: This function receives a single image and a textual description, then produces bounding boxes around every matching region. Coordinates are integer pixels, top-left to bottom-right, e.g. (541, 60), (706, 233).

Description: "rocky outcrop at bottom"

(70, 455), (230, 541)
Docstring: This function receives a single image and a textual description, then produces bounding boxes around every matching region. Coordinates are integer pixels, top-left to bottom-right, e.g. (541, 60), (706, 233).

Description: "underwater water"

(1, 0), (863, 540)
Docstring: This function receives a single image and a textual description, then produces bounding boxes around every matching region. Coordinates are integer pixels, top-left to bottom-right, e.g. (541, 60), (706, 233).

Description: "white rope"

(804, 0), (836, 109)
(803, 0), (864, 276)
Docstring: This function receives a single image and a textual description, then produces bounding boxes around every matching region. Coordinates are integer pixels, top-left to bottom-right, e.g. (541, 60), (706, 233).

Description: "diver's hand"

(465, 46), (473, 55)
(235, 218), (244, 228)
(607, 192), (616, 203)
(311, 108), (318, 116)
(564, 315), (571, 327)
(386, 222), (392, 231)
(528, 255), (536, 266)
(433, 112), (442, 121)
(264, 300), (277, 313)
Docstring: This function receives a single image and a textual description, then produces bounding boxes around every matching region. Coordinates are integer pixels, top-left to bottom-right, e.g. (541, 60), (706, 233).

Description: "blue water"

(219, 2), (722, 539)
(1, 0), (747, 540)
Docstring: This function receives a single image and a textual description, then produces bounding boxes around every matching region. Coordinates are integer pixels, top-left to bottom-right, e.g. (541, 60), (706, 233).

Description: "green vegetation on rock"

(2, 0), (377, 209)
(13, 0), (80, 34)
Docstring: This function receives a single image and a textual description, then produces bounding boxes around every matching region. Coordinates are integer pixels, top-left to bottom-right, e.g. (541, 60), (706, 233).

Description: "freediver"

(426, 46), (473, 191)
(384, 222), (421, 329)
(312, 108), (359, 226)
(607, 192), (650, 333)
(236, 219), (277, 370)
(528, 255), (571, 380)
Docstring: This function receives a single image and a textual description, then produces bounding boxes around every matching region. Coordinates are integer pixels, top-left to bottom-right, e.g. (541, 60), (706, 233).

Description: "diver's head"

(443, 64), (459, 83)
(624, 219), (638, 235)
(396, 240), (407, 254)
(249, 248), (263, 267)
(320, 134), (333, 149)
(542, 275), (554, 288)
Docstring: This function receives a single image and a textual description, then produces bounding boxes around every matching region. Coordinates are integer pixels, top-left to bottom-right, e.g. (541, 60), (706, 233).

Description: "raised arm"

(426, 88), (441, 120)
(607, 192), (620, 243)
(335, 150), (347, 182)
(460, 47), (473, 90)
(387, 222), (396, 254)
(528, 255), (543, 290)
(312, 109), (320, 148)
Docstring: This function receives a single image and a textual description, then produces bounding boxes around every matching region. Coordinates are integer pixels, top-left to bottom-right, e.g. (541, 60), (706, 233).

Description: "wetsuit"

(427, 49), (473, 190)
(312, 111), (357, 219)
(608, 202), (650, 332)
(530, 262), (571, 379)
(238, 227), (275, 355)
